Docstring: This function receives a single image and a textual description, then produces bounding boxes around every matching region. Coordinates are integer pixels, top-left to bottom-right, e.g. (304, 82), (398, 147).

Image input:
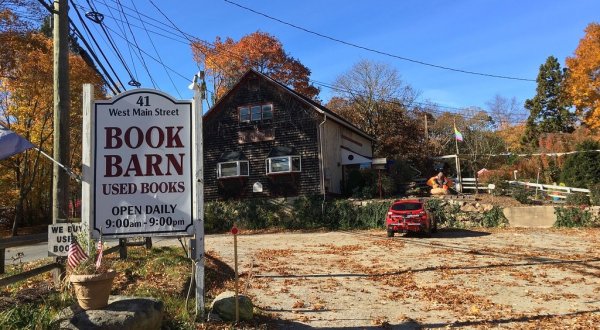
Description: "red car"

(385, 199), (437, 237)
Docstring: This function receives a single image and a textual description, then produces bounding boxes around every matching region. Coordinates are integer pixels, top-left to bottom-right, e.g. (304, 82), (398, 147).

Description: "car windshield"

(391, 203), (422, 211)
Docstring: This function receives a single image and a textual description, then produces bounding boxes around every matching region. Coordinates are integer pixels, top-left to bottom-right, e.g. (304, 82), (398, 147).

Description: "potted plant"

(67, 234), (116, 310)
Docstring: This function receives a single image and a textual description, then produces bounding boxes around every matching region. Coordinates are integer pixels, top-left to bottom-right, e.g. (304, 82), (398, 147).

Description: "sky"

(69, 0), (600, 118)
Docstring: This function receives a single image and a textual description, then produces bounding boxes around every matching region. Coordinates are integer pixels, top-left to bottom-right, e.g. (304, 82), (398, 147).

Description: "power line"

(129, 0), (181, 98)
(115, 0), (157, 88)
(74, 0), (526, 122)
(84, 0), (139, 86)
(99, 22), (215, 97)
(72, 1), (190, 44)
(36, 0), (122, 94)
(69, 0), (124, 93)
(223, 0), (536, 82)
(98, 0), (138, 80)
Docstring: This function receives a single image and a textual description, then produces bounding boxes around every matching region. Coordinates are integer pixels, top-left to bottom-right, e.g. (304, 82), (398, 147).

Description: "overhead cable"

(223, 0), (536, 82)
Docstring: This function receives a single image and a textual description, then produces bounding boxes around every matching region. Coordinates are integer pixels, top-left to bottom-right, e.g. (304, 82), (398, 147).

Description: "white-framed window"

(238, 103), (273, 123)
(266, 156), (301, 174)
(217, 161), (249, 178)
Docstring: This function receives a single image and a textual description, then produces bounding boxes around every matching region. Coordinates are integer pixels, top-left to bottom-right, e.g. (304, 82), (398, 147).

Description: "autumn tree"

(565, 23), (600, 130)
(459, 109), (506, 192)
(327, 60), (423, 161)
(485, 94), (524, 130)
(522, 56), (575, 149)
(0, 7), (104, 234)
(191, 31), (319, 103)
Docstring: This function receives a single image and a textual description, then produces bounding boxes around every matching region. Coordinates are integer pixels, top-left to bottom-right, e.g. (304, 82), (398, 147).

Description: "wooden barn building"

(203, 69), (373, 200)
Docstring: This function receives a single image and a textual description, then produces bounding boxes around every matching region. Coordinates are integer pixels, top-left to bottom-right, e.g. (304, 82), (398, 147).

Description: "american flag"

(95, 239), (103, 269)
(67, 237), (88, 269)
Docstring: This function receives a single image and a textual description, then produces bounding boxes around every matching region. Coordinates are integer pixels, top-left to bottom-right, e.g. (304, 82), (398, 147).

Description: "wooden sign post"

(82, 83), (204, 317)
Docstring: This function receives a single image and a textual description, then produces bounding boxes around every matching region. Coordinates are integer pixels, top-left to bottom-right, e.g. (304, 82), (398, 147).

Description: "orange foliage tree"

(191, 31), (319, 103)
(565, 23), (600, 130)
(0, 27), (104, 234)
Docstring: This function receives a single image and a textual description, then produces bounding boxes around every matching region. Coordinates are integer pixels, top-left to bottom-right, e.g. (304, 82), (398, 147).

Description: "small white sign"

(48, 223), (84, 256)
(94, 90), (194, 237)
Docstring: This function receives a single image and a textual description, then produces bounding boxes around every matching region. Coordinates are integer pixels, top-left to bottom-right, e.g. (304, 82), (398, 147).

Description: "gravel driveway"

(205, 228), (600, 329)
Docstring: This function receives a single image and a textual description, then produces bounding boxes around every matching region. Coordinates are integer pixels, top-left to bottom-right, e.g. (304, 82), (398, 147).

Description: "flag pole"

(453, 119), (462, 193)
(33, 147), (81, 182)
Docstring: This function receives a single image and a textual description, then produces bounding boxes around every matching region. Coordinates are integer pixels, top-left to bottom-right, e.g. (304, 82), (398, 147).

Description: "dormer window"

(239, 104), (273, 123)
(266, 156), (301, 174)
(217, 151), (249, 178)
(265, 146), (301, 175)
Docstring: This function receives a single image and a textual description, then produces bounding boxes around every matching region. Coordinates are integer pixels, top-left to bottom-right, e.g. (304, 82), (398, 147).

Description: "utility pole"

(53, 0), (70, 224)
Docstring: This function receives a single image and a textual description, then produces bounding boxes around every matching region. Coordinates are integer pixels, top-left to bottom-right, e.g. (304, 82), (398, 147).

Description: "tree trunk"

(11, 192), (25, 236)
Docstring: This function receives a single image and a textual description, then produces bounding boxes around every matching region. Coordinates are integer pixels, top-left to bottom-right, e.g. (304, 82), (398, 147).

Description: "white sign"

(48, 223), (83, 256)
(94, 89), (194, 237)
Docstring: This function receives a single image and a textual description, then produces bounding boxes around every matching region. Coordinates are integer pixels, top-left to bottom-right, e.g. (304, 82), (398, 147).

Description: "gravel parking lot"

(206, 228), (600, 329)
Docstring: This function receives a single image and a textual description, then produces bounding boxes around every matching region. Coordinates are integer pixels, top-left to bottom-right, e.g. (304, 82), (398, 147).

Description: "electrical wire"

(35, 0), (122, 93)
(130, 0), (181, 97)
(73, 0), (527, 124)
(70, 0), (124, 92)
(70, 26), (118, 94)
(99, 22), (215, 98)
(100, 0), (139, 80)
(115, 0), (157, 88)
(223, 0), (536, 82)
(84, 0), (139, 86)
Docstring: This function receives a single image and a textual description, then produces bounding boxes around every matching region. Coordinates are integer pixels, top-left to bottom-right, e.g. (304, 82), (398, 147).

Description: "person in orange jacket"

(432, 172), (450, 190)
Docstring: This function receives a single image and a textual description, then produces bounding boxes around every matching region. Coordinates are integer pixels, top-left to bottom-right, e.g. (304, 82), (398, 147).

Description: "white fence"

(461, 179), (590, 199)
(460, 178), (490, 192)
(507, 181), (590, 199)
(412, 177), (589, 199)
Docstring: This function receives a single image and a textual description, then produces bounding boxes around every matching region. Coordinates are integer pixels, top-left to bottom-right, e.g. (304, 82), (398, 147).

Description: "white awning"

(341, 148), (372, 165)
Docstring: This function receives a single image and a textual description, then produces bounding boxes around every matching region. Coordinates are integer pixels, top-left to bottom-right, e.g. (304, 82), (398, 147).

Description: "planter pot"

(70, 270), (117, 310)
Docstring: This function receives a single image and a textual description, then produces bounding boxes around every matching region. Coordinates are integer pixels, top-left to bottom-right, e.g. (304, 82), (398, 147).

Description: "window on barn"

(217, 151), (249, 178)
(238, 103), (273, 123)
(265, 146), (301, 174)
(218, 161), (249, 178)
(239, 107), (250, 122)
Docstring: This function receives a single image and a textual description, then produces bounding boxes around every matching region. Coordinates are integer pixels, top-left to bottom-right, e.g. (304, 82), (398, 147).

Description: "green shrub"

(353, 201), (389, 229)
(511, 186), (535, 204)
(560, 139), (600, 188)
(289, 195), (325, 229)
(589, 183), (600, 206)
(204, 199), (287, 232)
(424, 199), (461, 228)
(554, 207), (595, 227)
(206, 197), (391, 232)
(481, 207), (508, 228)
(565, 192), (591, 206)
(204, 201), (238, 233)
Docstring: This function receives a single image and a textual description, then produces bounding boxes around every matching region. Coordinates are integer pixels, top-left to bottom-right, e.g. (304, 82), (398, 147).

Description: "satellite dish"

(253, 182), (263, 193)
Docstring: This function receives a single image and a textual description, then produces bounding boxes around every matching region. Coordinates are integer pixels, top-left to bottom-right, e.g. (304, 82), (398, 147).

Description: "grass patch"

(0, 244), (273, 329)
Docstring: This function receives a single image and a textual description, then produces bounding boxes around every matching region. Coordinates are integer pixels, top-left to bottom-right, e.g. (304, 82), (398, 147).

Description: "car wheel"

(387, 229), (394, 237)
